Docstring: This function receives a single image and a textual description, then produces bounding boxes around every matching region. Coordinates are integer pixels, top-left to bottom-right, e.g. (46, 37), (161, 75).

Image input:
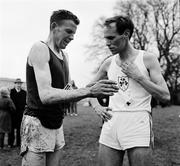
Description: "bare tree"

(84, 17), (112, 73)
(148, 0), (180, 102)
(85, 17), (110, 61)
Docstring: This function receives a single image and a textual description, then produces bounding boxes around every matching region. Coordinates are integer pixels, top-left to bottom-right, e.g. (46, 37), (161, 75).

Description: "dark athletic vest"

(24, 42), (69, 129)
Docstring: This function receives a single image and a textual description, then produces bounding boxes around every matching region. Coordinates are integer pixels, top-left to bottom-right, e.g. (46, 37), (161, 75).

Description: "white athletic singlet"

(108, 50), (152, 112)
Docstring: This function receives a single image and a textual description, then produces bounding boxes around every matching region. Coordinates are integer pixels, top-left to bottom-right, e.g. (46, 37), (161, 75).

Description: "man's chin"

(110, 50), (118, 55)
(60, 45), (66, 49)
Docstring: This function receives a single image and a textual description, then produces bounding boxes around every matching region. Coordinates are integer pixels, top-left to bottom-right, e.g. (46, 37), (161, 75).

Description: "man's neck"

(118, 43), (137, 62)
(46, 36), (63, 60)
(15, 87), (21, 92)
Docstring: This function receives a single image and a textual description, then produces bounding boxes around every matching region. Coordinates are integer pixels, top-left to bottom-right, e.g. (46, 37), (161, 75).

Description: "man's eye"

(106, 37), (115, 40)
(66, 30), (73, 34)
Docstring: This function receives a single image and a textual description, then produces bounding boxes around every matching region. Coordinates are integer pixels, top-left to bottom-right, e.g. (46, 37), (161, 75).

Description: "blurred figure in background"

(8, 78), (26, 147)
(70, 80), (78, 116)
(0, 87), (16, 149)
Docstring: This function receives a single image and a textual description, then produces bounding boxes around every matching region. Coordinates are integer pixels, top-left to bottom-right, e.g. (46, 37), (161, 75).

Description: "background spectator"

(0, 87), (16, 149)
(8, 78), (26, 147)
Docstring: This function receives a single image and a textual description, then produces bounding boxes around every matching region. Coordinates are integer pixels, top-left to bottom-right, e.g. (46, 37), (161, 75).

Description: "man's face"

(15, 82), (22, 89)
(104, 23), (127, 55)
(53, 20), (77, 49)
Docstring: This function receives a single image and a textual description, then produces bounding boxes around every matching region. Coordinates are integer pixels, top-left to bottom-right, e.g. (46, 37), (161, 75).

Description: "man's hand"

(94, 105), (112, 122)
(121, 61), (144, 81)
(88, 80), (119, 97)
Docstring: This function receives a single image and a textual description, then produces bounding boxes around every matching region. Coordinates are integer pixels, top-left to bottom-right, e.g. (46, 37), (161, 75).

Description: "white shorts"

(20, 115), (65, 156)
(99, 111), (152, 150)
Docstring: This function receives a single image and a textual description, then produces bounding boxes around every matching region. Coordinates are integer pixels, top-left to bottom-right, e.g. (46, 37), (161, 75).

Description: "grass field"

(0, 104), (180, 166)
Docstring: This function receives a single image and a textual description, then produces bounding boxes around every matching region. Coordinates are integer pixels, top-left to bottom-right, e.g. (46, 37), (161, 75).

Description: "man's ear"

(123, 30), (130, 38)
(50, 22), (58, 30)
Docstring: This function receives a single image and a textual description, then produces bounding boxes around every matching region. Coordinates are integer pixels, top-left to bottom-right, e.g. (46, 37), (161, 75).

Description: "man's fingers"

(89, 80), (119, 97)
(104, 112), (112, 120)
(106, 107), (112, 111)
(101, 114), (108, 122)
(98, 88), (118, 96)
(100, 92), (115, 96)
(102, 83), (119, 90)
(99, 79), (117, 85)
(86, 82), (96, 87)
(100, 110), (112, 121)
(101, 87), (119, 92)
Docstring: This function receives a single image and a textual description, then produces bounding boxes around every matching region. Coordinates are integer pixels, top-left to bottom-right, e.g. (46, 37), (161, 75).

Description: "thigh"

(21, 151), (46, 166)
(20, 115), (56, 156)
(46, 149), (62, 166)
(98, 143), (125, 166)
(127, 147), (153, 166)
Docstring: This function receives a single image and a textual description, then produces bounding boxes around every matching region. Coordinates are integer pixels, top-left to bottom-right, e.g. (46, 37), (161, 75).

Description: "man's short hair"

(104, 16), (134, 39)
(50, 9), (80, 29)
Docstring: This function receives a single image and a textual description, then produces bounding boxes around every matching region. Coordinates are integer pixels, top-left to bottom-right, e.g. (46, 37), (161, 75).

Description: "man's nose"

(106, 40), (111, 47)
(69, 34), (74, 40)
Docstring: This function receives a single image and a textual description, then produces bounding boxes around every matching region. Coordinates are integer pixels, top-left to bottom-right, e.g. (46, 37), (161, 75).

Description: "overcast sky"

(0, 0), (117, 87)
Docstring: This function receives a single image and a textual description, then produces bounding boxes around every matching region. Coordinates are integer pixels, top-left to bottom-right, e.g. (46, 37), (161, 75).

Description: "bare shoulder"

(28, 41), (50, 66)
(90, 56), (113, 81)
(100, 56), (113, 72)
(143, 51), (159, 69)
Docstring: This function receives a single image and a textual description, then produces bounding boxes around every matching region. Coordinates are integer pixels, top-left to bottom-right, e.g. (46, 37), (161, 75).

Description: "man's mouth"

(63, 39), (70, 46)
(109, 48), (115, 52)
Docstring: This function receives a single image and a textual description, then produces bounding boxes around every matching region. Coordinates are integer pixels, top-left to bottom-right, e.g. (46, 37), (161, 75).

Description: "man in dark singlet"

(21, 10), (119, 166)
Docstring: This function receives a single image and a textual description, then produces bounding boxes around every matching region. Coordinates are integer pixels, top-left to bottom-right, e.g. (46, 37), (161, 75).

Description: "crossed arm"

(120, 52), (170, 102)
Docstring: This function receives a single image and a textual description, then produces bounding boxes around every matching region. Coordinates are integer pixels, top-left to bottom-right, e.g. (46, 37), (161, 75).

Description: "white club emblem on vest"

(118, 76), (129, 91)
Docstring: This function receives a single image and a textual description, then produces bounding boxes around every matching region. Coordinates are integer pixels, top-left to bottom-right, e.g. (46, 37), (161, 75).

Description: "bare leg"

(21, 151), (46, 166)
(70, 103), (73, 115)
(46, 149), (62, 166)
(98, 143), (125, 166)
(73, 102), (77, 115)
(127, 147), (153, 166)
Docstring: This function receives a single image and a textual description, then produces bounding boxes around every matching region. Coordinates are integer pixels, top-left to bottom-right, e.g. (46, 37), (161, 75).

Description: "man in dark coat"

(8, 78), (26, 147)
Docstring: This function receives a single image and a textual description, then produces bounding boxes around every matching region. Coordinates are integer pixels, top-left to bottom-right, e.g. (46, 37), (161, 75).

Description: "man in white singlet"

(89, 16), (170, 166)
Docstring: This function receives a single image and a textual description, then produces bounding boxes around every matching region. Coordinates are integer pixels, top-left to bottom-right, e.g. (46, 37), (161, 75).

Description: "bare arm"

(121, 52), (170, 102)
(29, 42), (118, 105)
(141, 53), (170, 102)
(89, 58), (117, 121)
